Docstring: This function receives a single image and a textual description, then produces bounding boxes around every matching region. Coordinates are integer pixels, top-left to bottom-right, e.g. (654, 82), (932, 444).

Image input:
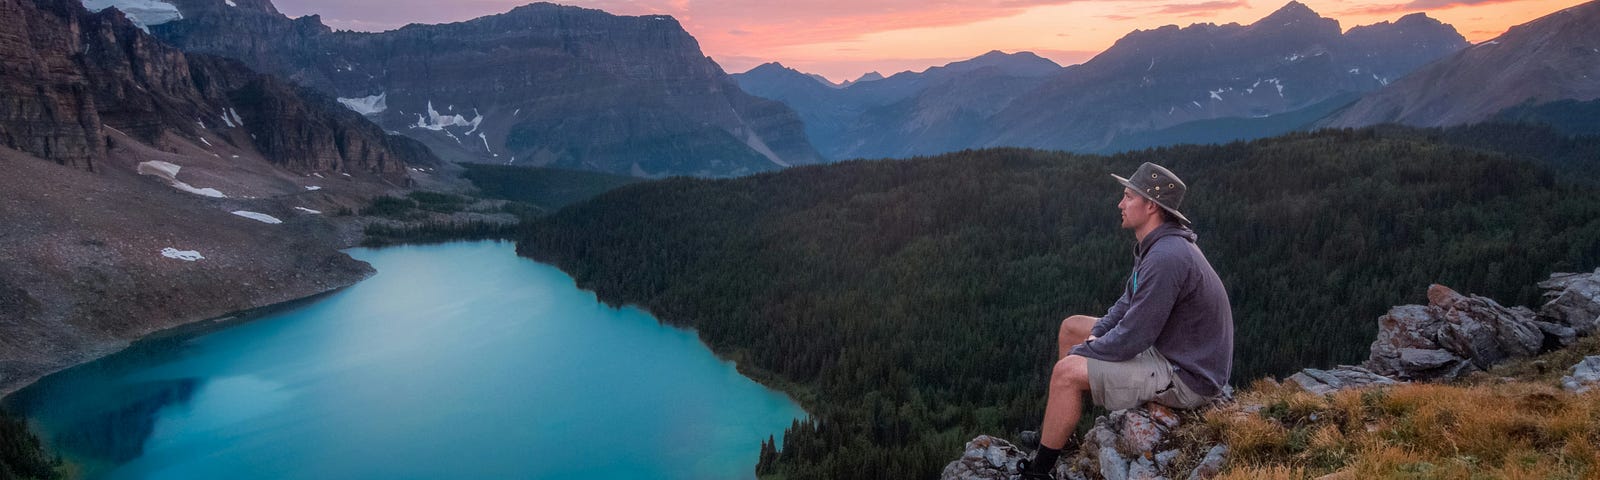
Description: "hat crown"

(1110, 162), (1190, 225)
(1129, 162), (1186, 210)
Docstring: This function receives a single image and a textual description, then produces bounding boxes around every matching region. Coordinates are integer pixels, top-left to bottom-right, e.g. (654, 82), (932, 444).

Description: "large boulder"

(1561, 356), (1600, 394)
(1366, 285), (1547, 380)
(1538, 268), (1600, 336)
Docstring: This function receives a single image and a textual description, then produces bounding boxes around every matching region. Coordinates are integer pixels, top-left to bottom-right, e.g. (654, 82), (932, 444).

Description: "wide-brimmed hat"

(1111, 162), (1191, 226)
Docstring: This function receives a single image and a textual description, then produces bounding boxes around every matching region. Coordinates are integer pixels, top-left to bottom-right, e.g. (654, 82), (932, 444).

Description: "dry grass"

(1171, 339), (1600, 479)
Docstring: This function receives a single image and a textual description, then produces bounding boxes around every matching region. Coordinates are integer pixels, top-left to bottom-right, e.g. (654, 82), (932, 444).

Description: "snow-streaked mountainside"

(1322, 0), (1600, 128)
(148, 0), (823, 177)
(736, 2), (1467, 160)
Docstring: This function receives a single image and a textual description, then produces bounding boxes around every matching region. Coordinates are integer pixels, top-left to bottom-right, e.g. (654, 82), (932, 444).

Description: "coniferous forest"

(516, 124), (1600, 479)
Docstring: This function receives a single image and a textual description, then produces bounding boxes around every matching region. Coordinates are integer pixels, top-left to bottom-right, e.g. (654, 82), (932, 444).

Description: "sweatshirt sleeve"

(1091, 289), (1130, 337)
(1070, 246), (1185, 362)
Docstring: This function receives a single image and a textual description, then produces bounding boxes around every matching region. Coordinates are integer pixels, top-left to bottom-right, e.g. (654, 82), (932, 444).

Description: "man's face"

(1118, 187), (1154, 230)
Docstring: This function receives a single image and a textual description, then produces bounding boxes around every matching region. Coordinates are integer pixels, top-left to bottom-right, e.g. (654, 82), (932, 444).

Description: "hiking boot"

(1013, 458), (1054, 479)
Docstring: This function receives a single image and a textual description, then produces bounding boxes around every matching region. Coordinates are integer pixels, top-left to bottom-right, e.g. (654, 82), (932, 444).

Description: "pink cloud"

(1151, 0), (1249, 14)
(1337, 0), (1528, 15)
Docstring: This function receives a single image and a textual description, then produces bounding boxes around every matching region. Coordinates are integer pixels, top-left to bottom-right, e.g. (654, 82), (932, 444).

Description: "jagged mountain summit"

(1323, 0), (1600, 128)
(138, 0), (822, 177)
(982, 1), (1467, 153)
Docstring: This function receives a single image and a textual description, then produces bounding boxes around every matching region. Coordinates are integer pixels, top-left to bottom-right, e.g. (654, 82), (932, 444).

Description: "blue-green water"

(3, 241), (805, 479)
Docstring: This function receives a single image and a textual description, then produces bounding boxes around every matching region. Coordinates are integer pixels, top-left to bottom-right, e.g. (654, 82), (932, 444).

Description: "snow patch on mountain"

(337, 93), (388, 116)
(160, 247), (204, 261)
(137, 160), (227, 198)
(414, 101), (482, 131)
(231, 211), (283, 224)
(81, 0), (182, 31)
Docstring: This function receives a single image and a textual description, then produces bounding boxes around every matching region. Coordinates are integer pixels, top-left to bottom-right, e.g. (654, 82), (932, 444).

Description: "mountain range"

(139, 0), (823, 177)
(1323, 0), (1600, 128)
(736, 2), (1469, 159)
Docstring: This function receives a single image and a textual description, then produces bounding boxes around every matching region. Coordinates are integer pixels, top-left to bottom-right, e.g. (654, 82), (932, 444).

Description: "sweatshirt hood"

(1136, 221), (1197, 258)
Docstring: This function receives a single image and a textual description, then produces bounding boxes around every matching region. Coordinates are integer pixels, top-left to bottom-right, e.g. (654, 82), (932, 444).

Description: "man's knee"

(1051, 355), (1089, 389)
(1059, 315), (1096, 341)
(1059, 314), (1094, 334)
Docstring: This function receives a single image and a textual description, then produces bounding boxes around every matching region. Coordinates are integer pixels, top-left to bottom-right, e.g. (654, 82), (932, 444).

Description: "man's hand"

(1086, 335), (1097, 344)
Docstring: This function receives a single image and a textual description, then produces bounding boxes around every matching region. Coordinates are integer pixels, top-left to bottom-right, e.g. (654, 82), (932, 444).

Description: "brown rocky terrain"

(0, 0), (440, 395)
(1322, 0), (1600, 128)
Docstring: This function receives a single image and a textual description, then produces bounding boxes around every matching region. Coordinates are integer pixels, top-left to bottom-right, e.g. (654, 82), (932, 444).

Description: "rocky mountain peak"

(854, 71), (886, 83)
(1249, 0), (1341, 39)
(940, 50), (1062, 77)
(1257, 1), (1324, 26)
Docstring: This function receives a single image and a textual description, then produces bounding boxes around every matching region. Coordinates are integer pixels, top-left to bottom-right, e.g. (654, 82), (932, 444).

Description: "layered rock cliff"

(2, 0), (432, 176)
(147, 0), (823, 177)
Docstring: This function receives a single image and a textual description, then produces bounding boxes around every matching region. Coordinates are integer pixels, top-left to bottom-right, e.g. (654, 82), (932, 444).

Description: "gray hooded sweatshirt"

(1068, 221), (1233, 398)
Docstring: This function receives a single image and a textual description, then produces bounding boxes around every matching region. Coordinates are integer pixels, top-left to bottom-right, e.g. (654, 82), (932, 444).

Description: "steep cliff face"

(151, 0), (823, 177)
(0, 0), (432, 176)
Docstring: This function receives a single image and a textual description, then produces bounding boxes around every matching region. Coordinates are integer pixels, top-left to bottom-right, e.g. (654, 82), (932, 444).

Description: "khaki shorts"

(1087, 347), (1209, 411)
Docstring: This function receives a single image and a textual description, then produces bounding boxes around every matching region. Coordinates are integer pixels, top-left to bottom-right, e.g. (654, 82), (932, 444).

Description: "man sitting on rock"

(1018, 162), (1235, 478)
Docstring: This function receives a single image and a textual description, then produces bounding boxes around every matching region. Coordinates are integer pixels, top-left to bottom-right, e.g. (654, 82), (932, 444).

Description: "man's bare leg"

(1041, 355), (1090, 449)
(1057, 315), (1096, 360)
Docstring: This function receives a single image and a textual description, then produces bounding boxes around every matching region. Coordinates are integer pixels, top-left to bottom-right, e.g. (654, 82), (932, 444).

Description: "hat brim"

(1111, 173), (1192, 226)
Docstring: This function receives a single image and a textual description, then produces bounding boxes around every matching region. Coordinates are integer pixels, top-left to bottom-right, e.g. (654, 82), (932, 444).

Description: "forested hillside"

(517, 125), (1600, 478)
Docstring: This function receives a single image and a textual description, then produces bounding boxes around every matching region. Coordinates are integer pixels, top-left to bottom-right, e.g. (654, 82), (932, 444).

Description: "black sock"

(1026, 445), (1061, 474)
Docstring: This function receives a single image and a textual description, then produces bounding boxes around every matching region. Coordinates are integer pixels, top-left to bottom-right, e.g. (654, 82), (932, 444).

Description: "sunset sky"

(274, 0), (1589, 82)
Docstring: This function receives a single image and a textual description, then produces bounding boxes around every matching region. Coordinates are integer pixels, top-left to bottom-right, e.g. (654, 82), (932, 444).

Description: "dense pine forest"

(516, 124), (1600, 479)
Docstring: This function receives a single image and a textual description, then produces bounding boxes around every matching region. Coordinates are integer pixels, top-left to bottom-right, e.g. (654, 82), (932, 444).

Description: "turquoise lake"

(3, 241), (806, 479)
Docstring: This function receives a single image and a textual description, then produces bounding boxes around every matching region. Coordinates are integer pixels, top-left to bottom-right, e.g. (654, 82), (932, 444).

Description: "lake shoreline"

(0, 276), (367, 402)
(9, 240), (812, 480)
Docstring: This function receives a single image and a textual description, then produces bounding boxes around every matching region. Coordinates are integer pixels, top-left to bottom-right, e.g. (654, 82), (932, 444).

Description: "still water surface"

(5, 241), (805, 479)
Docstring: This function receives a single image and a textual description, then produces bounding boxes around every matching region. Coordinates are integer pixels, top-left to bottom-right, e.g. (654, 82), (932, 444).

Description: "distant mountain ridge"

(140, 0), (823, 177)
(1323, 0), (1600, 128)
(735, 2), (1467, 160)
(732, 50), (1067, 160)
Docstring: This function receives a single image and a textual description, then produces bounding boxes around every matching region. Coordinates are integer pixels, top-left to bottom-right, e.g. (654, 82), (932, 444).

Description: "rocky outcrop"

(1537, 268), (1600, 337)
(1287, 270), (1600, 392)
(1365, 285), (1546, 380)
(150, 0), (823, 177)
(1285, 365), (1397, 395)
(1562, 356), (1600, 393)
(942, 404), (1228, 480)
